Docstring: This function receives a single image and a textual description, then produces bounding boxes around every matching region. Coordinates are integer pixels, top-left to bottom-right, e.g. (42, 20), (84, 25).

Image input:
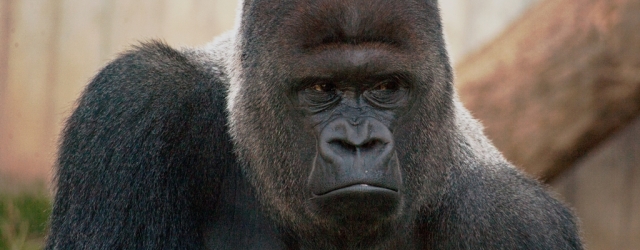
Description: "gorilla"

(47, 0), (583, 249)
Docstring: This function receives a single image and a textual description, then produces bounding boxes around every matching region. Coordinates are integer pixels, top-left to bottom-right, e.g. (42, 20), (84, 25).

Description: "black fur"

(47, 1), (583, 249)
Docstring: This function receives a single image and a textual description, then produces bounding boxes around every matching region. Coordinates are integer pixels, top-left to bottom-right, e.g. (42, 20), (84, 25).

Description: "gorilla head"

(228, 0), (454, 242)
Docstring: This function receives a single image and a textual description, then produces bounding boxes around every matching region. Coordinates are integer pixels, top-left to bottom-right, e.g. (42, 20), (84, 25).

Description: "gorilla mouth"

(309, 183), (401, 219)
(313, 183), (399, 197)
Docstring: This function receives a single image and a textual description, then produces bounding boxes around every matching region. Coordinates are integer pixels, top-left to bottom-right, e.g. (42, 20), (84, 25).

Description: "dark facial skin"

(293, 47), (412, 222)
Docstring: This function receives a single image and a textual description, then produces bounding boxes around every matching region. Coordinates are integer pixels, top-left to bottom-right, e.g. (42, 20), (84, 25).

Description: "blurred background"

(0, 0), (638, 249)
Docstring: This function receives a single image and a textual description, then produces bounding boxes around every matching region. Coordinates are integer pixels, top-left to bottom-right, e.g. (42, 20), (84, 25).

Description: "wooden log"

(456, 0), (640, 180)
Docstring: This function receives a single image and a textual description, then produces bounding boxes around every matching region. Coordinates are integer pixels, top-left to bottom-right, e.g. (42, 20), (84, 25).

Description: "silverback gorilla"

(47, 0), (583, 249)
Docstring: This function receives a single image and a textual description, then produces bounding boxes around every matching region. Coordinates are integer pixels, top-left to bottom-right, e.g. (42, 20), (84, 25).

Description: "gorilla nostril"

(360, 139), (385, 151)
(328, 139), (386, 153)
(328, 139), (358, 153)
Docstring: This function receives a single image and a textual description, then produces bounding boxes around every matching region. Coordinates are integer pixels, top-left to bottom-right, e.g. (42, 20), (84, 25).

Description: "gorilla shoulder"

(46, 41), (233, 249)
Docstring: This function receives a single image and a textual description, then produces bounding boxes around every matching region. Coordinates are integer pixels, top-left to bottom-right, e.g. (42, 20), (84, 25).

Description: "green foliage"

(0, 192), (51, 250)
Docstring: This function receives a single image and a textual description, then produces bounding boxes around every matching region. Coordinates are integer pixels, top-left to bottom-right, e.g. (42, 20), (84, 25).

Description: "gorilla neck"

(285, 212), (423, 250)
(294, 229), (420, 250)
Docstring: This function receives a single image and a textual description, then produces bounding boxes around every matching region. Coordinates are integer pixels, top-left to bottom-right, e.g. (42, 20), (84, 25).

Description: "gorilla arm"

(46, 41), (232, 249)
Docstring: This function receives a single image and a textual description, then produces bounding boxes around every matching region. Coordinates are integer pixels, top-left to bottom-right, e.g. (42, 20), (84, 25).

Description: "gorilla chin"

(310, 184), (401, 222)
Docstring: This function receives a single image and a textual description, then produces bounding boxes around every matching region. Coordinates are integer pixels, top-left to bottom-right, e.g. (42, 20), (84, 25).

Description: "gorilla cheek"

(306, 118), (403, 221)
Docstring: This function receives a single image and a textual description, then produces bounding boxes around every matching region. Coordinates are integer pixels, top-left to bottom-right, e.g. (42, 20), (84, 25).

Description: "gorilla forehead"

(239, 0), (443, 56)
(286, 47), (415, 82)
(235, 0), (451, 100)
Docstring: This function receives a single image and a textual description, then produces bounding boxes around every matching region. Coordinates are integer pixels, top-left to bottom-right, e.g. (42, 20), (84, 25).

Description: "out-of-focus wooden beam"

(457, 0), (640, 181)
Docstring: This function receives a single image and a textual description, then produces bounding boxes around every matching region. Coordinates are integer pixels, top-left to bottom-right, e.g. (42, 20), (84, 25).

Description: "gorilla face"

(299, 52), (411, 221)
(229, 0), (454, 238)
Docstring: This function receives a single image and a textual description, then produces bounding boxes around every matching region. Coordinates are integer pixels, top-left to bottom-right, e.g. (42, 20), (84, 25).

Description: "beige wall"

(440, 0), (540, 64)
(0, 0), (238, 190)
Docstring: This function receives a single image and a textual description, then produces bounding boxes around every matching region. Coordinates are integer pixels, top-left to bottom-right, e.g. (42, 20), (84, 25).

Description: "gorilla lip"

(309, 183), (401, 220)
(312, 183), (398, 197)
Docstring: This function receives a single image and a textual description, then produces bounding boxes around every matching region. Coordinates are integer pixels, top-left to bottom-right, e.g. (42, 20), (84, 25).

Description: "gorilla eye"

(364, 78), (408, 108)
(299, 81), (341, 112)
(310, 83), (336, 93)
(372, 80), (400, 91)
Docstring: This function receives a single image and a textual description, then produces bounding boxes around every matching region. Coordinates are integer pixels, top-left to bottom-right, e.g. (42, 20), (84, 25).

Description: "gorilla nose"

(309, 117), (399, 196)
(327, 138), (386, 154)
(321, 118), (393, 168)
